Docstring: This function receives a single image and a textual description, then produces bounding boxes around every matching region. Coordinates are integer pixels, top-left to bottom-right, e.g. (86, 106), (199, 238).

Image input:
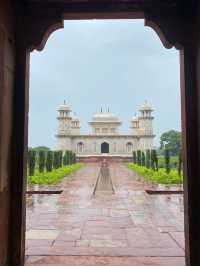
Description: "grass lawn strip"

(28, 163), (83, 185)
(128, 163), (183, 184)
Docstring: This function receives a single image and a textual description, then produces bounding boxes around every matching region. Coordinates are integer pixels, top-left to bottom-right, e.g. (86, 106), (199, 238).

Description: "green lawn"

(28, 163), (83, 185)
(128, 163), (183, 184)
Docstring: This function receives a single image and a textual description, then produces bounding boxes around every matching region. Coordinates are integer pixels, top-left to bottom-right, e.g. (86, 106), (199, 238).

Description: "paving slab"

(26, 256), (185, 266)
(26, 162), (185, 265)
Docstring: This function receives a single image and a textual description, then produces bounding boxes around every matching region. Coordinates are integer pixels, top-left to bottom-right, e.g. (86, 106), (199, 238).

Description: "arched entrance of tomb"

(101, 142), (109, 153)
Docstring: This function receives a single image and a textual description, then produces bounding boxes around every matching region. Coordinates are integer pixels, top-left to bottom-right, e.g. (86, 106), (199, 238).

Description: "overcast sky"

(29, 19), (181, 149)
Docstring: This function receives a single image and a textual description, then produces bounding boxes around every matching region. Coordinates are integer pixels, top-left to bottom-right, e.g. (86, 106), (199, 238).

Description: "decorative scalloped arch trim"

(144, 19), (174, 49)
(29, 21), (64, 52)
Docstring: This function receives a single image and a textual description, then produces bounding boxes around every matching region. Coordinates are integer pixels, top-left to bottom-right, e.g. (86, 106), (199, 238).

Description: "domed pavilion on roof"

(56, 102), (155, 161)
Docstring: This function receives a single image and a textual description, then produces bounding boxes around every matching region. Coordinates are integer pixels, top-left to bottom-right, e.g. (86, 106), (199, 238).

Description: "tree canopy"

(160, 130), (181, 156)
(31, 146), (50, 153)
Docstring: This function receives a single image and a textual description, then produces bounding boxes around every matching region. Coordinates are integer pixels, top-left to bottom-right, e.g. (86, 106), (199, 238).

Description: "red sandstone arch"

(8, 3), (199, 266)
(28, 14), (185, 52)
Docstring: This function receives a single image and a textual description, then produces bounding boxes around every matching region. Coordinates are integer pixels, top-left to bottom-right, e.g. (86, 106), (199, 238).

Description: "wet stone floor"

(25, 163), (185, 266)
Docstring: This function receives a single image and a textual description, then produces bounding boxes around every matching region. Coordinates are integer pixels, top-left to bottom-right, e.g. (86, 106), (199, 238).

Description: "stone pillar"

(180, 42), (200, 266)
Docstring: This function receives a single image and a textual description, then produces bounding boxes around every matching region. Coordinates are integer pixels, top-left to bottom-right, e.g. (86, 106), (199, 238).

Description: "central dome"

(92, 112), (120, 122)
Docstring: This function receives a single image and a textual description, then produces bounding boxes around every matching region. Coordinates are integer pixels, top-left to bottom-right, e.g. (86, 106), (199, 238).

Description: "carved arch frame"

(25, 8), (193, 52)
(13, 3), (198, 266)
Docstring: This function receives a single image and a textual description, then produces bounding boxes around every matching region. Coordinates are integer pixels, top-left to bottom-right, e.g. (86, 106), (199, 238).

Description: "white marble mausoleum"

(56, 101), (155, 158)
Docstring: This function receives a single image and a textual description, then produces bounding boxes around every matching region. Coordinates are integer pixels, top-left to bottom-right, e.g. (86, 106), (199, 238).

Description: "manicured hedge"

(28, 163), (83, 185)
(128, 163), (183, 184)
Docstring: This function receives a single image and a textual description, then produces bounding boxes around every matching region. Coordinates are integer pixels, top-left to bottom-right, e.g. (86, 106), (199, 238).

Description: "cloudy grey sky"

(29, 19), (181, 149)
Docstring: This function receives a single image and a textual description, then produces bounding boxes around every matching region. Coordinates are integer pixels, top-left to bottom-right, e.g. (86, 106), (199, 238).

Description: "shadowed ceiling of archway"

(23, 0), (194, 11)
(20, 0), (197, 51)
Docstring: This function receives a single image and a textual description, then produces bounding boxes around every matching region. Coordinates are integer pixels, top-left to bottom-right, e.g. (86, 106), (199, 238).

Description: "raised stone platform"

(77, 154), (133, 163)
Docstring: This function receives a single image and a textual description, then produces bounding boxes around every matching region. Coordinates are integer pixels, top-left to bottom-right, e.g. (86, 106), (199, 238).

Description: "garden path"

(25, 162), (185, 266)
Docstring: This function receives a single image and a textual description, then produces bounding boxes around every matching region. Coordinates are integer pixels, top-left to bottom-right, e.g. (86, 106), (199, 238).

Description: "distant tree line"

(159, 130), (181, 156)
(27, 149), (76, 176)
(132, 148), (182, 176)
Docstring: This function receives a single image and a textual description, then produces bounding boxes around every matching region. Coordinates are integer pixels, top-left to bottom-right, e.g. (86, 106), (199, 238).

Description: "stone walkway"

(25, 163), (185, 266)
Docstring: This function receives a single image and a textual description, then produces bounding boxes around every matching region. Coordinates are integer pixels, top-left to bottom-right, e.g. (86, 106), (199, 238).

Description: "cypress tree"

(58, 151), (63, 167)
(53, 151), (57, 169)
(72, 153), (76, 164)
(46, 151), (53, 172)
(133, 151), (137, 164)
(27, 150), (31, 174)
(69, 151), (73, 165)
(141, 152), (145, 166)
(38, 150), (46, 173)
(137, 150), (142, 166)
(146, 149), (151, 169)
(178, 149), (182, 176)
(63, 151), (68, 166)
(154, 149), (159, 171)
(150, 150), (155, 170)
(53, 151), (59, 169)
(28, 150), (36, 176)
(66, 150), (70, 165)
(165, 148), (170, 174)
(71, 153), (74, 164)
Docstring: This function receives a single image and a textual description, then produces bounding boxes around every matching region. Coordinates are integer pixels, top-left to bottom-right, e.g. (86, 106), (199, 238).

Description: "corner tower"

(56, 101), (72, 150)
(57, 100), (72, 135)
(138, 101), (154, 136)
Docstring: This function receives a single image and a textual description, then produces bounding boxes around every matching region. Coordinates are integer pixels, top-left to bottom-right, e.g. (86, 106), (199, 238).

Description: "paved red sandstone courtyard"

(25, 163), (185, 266)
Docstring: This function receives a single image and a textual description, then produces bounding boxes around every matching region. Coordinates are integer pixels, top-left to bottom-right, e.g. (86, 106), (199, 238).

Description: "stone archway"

(101, 142), (109, 153)
(2, 2), (200, 266)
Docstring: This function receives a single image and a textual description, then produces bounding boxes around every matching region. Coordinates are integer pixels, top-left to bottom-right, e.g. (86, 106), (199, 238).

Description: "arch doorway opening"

(101, 142), (109, 153)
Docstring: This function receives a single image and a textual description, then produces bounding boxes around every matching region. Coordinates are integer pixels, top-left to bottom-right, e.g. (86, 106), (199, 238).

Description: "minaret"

(138, 100), (154, 135)
(57, 100), (72, 135)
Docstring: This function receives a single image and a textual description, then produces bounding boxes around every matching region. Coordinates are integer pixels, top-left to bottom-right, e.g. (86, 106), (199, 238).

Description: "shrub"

(38, 150), (46, 173)
(128, 163), (183, 184)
